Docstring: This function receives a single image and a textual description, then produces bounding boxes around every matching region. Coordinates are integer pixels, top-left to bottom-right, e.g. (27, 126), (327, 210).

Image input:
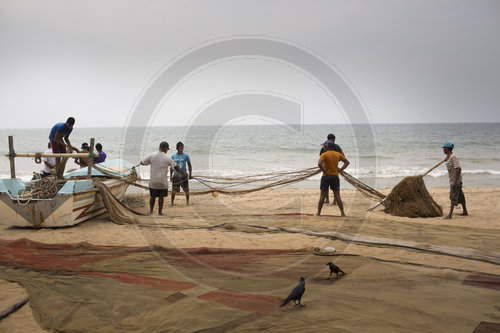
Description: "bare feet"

(444, 215), (452, 219)
(315, 213), (321, 216)
(340, 213), (346, 217)
(460, 212), (468, 216)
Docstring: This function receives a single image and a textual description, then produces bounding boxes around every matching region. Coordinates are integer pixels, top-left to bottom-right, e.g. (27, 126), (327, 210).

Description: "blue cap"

(321, 140), (335, 149)
(442, 141), (454, 148)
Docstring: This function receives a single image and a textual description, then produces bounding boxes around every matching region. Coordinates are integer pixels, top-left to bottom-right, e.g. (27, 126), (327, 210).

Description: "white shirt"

(446, 153), (462, 185)
(41, 148), (56, 174)
(141, 151), (176, 189)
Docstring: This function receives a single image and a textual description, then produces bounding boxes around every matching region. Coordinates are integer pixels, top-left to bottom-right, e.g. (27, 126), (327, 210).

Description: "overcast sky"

(1, 0), (499, 128)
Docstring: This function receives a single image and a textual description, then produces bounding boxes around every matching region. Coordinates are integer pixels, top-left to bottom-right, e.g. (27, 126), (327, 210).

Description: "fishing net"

(0, 238), (293, 332)
(339, 170), (385, 200)
(128, 166), (386, 199)
(383, 175), (443, 218)
(92, 166), (387, 226)
(94, 179), (149, 225)
(15, 178), (67, 202)
(0, 238), (495, 332)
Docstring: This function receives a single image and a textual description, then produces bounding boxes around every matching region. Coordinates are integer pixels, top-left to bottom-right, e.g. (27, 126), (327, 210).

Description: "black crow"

(280, 277), (306, 307)
(326, 262), (345, 279)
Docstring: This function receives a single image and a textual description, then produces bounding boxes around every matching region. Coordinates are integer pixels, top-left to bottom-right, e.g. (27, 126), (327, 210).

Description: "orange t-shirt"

(319, 151), (346, 176)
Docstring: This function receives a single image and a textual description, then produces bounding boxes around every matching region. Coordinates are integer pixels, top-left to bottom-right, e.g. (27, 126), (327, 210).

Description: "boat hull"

(0, 179), (129, 228)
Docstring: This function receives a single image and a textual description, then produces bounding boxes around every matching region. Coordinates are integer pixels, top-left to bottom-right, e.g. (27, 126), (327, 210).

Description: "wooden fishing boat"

(0, 159), (135, 228)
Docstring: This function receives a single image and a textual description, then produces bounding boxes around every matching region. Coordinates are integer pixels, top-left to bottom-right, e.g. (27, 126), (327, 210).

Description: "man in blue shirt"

(49, 117), (76, 172)
(170, 142), (193, 206)
(93, 143), (107, 163)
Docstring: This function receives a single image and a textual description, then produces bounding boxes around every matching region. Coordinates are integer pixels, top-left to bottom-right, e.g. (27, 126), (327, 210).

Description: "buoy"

(212, 191), (218, 198)
(324, 247), (336, 253)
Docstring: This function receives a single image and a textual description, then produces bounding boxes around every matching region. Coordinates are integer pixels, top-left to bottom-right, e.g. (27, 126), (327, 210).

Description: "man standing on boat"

(316, 140), (350, 217)
(141, 141), (186, 215)
(49, 117), (76, 171)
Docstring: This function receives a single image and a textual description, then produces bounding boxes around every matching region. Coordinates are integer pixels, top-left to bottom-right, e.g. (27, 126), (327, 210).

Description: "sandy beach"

(1, 186), (500, 332)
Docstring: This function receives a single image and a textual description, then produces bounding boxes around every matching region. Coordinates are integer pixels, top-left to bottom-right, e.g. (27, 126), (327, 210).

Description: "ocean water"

(0, 123), (499, 190)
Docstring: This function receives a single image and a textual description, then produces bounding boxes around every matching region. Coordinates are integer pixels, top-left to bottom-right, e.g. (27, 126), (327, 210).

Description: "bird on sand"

(326, 262), (345, 279)
(280, 277), (306, 307)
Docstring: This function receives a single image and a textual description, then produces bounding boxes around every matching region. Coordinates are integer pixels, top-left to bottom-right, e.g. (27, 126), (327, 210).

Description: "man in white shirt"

(442, 141), (468, 219)
(141, 141), (186, 215)
(40, 142), (56, 178)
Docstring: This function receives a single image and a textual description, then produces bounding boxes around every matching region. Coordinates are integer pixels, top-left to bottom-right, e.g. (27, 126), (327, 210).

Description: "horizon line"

(0, 121), (499, 130)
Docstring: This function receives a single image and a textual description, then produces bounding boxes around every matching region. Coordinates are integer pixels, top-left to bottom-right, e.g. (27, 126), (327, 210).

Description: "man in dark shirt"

(49, 117), (76, 172)
(94, 143), (107, 163)
(319, 134), (344, 205)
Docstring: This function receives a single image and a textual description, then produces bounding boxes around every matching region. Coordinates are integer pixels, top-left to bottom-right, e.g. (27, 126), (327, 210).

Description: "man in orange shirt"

(316, 140), (350, 217)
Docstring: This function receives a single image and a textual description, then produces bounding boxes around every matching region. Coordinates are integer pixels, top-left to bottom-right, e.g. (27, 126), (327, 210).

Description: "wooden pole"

(4, 153), (89, 158)
(367, 197), (387, 212)
(87, 138), (95, 179)
(8, 136), (15, 178)
(422, 158), (447, 177)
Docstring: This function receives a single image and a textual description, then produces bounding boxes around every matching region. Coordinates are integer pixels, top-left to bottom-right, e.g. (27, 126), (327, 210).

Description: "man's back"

(95, 151), (107, 163)
(319, 151), (345, 176)
(49, 123), (71, 141)
(142, 151), (175, 189)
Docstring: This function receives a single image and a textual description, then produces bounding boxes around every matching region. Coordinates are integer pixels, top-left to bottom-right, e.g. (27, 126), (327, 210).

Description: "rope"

(15, 178), (67, 203)
(34, 152), (42, 164)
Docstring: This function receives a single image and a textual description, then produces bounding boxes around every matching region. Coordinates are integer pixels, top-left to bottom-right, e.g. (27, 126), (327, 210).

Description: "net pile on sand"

(383, 175), (442, 218)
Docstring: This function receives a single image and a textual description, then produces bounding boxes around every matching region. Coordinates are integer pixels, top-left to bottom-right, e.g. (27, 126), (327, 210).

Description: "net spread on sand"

(0, 238), (497, 332)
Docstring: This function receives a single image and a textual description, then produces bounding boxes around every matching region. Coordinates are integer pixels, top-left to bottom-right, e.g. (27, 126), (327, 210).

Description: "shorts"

(150, 188), (168, 198)
(172, 175), (189, 192)
(450, 182), (465, 206)
(320, 175), (340, 192)
(50, 140), (66, 154)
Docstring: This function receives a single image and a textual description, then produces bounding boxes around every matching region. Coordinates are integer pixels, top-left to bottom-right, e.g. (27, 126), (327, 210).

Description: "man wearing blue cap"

(317, 140), (350, 216)
(442, 141), (468, 219)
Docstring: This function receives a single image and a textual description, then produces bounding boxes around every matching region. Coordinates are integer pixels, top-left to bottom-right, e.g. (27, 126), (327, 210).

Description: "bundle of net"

(383, 175), (442, 218)
(21, 178), (67, 199)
